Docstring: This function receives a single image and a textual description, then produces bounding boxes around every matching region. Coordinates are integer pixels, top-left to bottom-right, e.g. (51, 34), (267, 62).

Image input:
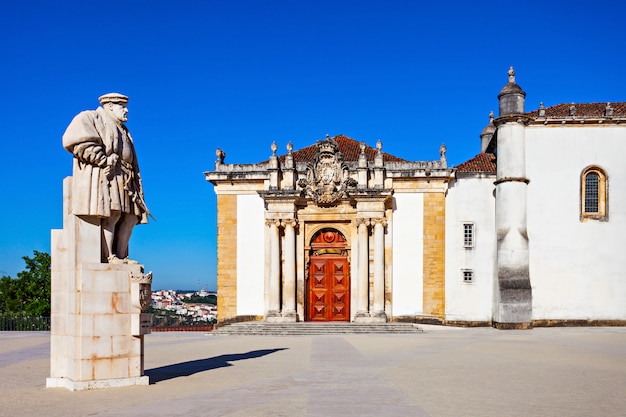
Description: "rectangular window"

(462, 270), (474, 283)
(463, 223), (474, 248)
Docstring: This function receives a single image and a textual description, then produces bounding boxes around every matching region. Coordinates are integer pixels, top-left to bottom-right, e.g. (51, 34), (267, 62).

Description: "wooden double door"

(307, 256), (350, 321)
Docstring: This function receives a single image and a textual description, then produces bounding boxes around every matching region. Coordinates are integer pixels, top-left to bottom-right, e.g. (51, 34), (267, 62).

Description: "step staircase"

(210, 321), (423, 336)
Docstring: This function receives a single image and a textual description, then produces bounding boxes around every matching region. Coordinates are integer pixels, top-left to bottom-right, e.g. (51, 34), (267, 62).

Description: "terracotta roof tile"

(276, 134), (408, 164)
(527, 102), (626, 118)
(455, 153), (496, 174)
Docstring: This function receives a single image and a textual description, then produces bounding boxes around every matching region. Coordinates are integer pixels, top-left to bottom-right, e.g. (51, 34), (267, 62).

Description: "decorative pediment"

(298, 136), (357, 205)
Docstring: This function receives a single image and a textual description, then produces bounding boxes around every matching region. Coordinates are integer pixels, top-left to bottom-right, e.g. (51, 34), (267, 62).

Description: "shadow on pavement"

(145, 348), (287, 383)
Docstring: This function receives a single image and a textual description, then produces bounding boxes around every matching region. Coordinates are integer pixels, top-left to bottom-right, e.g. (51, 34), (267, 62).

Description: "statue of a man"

(62, 93), (150, 264)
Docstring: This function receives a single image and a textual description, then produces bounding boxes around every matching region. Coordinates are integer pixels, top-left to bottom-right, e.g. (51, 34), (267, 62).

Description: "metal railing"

(0, 315), (214, 332)
(151, 314), (214, 332)
(0, 316), (51, 331)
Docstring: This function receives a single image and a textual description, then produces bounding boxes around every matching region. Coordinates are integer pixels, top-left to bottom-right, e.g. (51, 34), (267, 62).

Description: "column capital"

(355, 217), (371, 227)
(371, 217), (387, 228)
(265, 218), (281, 228)
(281, 218), (298, 228)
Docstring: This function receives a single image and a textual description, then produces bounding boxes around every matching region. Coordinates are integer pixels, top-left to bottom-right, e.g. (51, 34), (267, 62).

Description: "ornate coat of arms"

(130, 271), (153, 311)
(298, 136), (357, 205)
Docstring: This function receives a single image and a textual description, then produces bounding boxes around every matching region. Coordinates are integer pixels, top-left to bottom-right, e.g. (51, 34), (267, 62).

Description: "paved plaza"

(1, 325), (625, 417)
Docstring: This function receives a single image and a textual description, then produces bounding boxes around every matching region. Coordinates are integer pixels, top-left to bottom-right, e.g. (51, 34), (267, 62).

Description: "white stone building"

(206, 68), (626, 328)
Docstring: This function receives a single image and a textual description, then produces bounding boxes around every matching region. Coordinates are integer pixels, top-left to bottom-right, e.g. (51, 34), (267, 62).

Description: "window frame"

(462, 269), (474, 283)
(462, 222), (475, 248)
(580, 166), (608, 222)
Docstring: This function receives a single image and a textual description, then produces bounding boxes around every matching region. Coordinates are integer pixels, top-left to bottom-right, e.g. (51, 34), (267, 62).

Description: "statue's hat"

(98, 93), (129, 105)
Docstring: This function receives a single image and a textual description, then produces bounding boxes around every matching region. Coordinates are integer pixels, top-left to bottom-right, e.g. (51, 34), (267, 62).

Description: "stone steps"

(210, 322), (423, 336)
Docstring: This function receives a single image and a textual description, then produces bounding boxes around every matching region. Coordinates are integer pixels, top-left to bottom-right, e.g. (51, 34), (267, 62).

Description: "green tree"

(0, 251), (51, 316)
(187, 293), (217, 305)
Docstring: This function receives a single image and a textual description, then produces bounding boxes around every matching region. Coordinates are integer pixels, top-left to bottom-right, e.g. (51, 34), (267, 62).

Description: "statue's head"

(99, 92), (129, 123)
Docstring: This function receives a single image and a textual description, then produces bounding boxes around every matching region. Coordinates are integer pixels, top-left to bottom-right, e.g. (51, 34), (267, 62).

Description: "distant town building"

(151, 290), (216, 322)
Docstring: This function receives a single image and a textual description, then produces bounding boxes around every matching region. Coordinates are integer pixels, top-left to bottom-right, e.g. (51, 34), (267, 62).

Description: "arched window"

(581, 166), (608, 221)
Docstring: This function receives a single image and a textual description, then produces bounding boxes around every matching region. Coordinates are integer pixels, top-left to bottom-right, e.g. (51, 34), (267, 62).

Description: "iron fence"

(151, 313), (215, 332)
(0, 315), (214, 332)
(0, 316), (51, 331)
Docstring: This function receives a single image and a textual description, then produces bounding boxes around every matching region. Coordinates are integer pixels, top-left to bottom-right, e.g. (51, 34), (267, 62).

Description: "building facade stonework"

(206, 69), (626, 328)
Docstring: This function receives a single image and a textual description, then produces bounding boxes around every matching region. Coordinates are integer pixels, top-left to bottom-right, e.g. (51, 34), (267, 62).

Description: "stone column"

(355, 218), (370, 320)
(281, 219), (297, 321)
(266, 219), (282, 320)
(372, 217), (387, 321)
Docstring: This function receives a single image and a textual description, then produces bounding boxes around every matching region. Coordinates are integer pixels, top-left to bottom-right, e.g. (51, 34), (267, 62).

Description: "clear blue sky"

(1, 1), (624, 291)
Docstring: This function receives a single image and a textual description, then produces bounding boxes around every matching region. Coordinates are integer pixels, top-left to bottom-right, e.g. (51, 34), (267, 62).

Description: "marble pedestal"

(47, 177), (150, 391)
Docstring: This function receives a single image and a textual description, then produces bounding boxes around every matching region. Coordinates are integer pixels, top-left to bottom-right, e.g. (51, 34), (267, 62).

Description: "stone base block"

(414, 315), (445, 325)
(48, 261), (148, 388)
(265, 310), (297, 323)
(370, 311), (388, 322)
(354, 311), (387, 323)
(265, 310), (298, 323)
(46, 376), (149, 391)
(493, 321), (532, 330)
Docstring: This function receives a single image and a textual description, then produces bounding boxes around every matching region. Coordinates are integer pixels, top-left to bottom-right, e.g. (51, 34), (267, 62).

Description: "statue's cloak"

(62, 106), (147, 223)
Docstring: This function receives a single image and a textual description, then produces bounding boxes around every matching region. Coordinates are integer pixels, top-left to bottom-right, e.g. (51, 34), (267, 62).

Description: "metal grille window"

(584, 172), (599, 213)
(463, 223), (474, 248)
(581, 167), (607, 221)
(462, 270), (474, 283)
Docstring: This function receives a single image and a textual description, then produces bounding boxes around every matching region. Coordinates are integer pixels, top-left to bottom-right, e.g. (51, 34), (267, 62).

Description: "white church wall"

(236, 193), (266, 315)
(445, 176), (496, 322)
(391, 193), (424, 316)
(526, 125), (626, 320)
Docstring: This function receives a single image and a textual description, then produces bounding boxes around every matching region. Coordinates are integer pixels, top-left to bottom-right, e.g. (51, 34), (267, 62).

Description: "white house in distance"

(205, 67), (626, 329)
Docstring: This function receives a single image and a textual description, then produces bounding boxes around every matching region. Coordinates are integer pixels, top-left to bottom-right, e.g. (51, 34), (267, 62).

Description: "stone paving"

(1, 325), (625, 417)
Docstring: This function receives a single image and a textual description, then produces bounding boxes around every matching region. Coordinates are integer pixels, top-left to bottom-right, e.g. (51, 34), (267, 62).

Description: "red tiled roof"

(527, 102), (626, 118)
(277, 134), (408, 164)
(455, 153), (496, 173)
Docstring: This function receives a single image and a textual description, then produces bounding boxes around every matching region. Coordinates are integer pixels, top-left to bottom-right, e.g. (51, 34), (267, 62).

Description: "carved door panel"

(308, 256), (350, 321)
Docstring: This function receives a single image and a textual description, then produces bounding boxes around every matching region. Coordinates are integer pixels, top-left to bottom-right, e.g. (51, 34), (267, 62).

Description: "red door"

(308, 256), (350, 321)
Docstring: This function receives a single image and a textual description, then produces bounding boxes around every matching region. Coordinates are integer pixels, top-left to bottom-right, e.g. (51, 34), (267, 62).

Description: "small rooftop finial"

(489, 110), (494, 123)
(325, 133), (330, 140)
(271, 141), (277, 156)
(216, 148), (225, 164)
(439, 143), (447, 167)
(508, 66), (515, 83)
(287, 141), (293, 154)
(605, 102), (614, 117)
(376, 139), (382, 153)
(539, 102), (546, 118)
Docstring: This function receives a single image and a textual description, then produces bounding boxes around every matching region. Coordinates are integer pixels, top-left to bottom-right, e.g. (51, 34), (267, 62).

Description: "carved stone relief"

(298, 136), (357, 205)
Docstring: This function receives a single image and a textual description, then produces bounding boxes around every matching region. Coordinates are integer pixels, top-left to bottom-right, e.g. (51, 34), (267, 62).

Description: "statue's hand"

(107, 154), (119, 167)
(103, 154), (119, 179)
(103, 165), (112, 179)
(96, 154), (107, 167)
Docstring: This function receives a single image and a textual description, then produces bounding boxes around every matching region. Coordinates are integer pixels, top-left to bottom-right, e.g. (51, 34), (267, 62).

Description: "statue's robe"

(62, 106), (147, 223)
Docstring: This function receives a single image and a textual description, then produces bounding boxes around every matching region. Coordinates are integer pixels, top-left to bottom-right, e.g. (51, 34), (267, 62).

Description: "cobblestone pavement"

(1, 326), (625, 417)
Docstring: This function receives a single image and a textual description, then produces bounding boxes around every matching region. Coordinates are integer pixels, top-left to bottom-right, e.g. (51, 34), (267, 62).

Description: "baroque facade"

(206, 68), (626, 328)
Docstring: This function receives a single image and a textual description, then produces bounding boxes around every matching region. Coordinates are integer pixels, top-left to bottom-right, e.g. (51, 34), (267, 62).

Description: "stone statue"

(439, 143), (447, 165)
(62, 93), (151, 264)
